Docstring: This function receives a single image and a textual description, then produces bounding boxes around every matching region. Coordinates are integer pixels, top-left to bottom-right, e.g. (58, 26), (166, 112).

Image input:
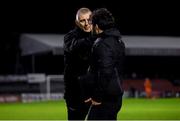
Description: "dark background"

(0, 1), (180, 79)
(1, 0), (180, 35)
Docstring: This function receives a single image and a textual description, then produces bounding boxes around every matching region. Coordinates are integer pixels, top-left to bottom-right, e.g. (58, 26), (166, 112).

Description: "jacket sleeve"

(92, 42), (114, 102)
(64, 32), (95, 54)
(78, 68), (96, 100)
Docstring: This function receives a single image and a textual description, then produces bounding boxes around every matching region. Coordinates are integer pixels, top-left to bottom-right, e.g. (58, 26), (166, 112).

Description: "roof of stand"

(20, 34), (180, 56)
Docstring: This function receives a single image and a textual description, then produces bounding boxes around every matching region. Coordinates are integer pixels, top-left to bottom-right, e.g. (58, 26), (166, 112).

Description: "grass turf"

(0, 98), (179, 120)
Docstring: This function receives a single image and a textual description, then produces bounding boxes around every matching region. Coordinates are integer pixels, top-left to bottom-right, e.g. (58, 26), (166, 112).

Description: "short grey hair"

(76, 7), (91, 21)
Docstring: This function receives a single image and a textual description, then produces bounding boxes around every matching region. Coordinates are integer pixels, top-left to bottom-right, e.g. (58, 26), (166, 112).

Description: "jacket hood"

(101, 28), (121, 38)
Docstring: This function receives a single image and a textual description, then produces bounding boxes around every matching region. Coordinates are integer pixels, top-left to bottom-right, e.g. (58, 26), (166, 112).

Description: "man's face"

(76, 12), (92, 32)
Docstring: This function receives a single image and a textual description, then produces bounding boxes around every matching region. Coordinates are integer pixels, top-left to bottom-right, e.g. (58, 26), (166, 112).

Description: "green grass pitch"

(0, 98), (179, 120)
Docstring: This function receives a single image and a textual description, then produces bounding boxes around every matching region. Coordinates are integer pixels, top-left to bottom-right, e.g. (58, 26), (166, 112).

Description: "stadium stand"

(1, 34), (180, 103)
(123, 78), (180, 98)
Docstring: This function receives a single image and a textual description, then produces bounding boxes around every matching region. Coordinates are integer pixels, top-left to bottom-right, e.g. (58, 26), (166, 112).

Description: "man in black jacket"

(80, 8), (125, 120)
(63, 7), (95, 120)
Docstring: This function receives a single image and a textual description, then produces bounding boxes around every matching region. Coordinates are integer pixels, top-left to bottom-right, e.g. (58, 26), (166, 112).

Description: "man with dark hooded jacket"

(63, 7), (95, 120)
(79, 8), (125, 120)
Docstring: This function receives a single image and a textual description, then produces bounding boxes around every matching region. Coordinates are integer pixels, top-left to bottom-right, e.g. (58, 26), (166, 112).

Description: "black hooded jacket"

(80, 28), (125, 102)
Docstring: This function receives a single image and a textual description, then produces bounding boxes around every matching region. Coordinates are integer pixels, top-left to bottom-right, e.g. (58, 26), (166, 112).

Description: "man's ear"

(75, 20), (79, 27)
(95, 24), (98, 29)
(95, 24), (99, 33)
(95, 24), (103, 34)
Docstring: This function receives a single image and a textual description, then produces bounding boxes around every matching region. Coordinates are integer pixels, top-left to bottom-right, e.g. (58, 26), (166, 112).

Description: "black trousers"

(65, 100), (90, 120)
(87, 97), (122, 120)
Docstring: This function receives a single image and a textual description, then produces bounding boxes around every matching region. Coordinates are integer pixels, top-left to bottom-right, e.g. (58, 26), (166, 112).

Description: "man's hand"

(84, 98), (102, 105)
(91, 99), (102, 105)
(84, 98), (92, 103)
